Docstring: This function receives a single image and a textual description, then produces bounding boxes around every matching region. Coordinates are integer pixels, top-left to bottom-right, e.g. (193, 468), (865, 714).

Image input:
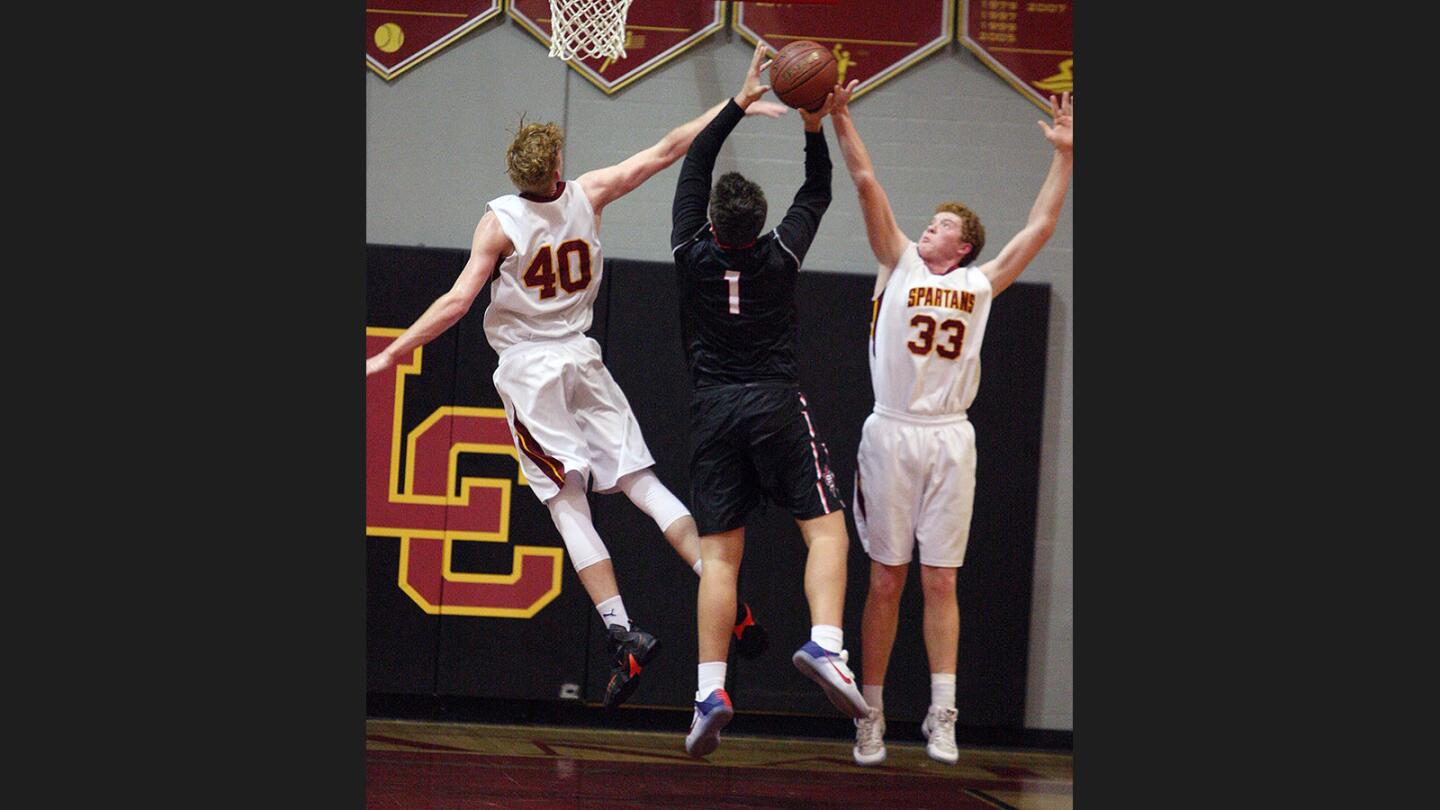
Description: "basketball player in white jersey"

(364, 44), (785, 709)
(828, 83), (1073, 764)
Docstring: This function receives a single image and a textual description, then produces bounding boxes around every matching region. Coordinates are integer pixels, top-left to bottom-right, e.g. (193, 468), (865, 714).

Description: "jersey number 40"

(523, 239), (593, 300)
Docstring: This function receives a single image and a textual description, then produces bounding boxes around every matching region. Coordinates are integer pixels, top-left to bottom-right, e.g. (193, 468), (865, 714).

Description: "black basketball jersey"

(670, 100), (832, 389)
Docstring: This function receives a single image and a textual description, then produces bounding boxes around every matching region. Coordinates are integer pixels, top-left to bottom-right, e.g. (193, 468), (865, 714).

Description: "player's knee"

(618, 469), (691, 531)
(868, 562), (908, 601)
(919, 565), (958, 601)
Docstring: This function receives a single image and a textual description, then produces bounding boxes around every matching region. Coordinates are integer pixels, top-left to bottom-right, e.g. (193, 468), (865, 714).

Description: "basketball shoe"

(602, 623), (660, 709)
(733, 601), (769, 659)
(921, 705), (959, 764)
(684, 688), (734, 757)
(853, 706), (886, 765)
(791, 640), (869, 718)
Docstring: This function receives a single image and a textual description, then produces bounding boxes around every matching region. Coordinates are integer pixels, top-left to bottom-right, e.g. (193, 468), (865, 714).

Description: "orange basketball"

(768, 40), (838, 113)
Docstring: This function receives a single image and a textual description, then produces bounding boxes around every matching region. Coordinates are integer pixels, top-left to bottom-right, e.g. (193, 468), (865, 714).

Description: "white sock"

(931, 672), (956, 710)
(692, 559), (703, 576)
(863, 684), (884, 712)
(596, 595), (630, 629)
(811, 624), (844, 653)
(697, 661), (727, 699)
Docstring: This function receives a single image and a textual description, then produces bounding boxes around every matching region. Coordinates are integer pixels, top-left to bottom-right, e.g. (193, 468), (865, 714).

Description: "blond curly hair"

(935, 202), (985, 267)
(506, 120), (564, 194)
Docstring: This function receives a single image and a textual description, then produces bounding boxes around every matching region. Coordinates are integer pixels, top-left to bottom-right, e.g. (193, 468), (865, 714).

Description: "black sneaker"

(733, 601), (769, 660)
(603, 623), (661, 709)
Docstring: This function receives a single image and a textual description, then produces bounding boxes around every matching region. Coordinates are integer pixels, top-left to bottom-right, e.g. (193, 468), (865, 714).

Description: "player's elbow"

(655, 136), (687, 168)
(442, 290), (475, 320)
(1027, 219), (1057, 244)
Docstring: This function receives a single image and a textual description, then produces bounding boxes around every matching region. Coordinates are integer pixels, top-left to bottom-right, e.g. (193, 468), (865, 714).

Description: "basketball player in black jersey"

(669, 64), (869, 757)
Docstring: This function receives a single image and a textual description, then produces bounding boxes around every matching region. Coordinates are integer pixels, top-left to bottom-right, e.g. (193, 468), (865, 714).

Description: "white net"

(548, 0), (633, 62)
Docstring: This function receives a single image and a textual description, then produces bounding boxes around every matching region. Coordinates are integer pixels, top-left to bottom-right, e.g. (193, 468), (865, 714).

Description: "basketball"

(768, 40), (838, 112)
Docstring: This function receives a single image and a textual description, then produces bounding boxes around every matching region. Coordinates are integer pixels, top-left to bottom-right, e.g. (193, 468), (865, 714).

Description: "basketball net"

(548, 0), (633, 62)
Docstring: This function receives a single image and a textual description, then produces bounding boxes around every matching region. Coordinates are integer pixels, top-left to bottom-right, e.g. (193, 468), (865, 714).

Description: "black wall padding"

(367, 244), (1049, 727)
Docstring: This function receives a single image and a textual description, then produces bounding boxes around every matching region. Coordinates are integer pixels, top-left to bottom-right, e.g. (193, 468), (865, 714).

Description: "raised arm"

(978, 92), (1073, 297)
(581, 41), (784, 218)
(829, 80), (909, 296)
(364, 212), (511, 376)
(670, 41), (781, 248)
(772, 92), (836, 269)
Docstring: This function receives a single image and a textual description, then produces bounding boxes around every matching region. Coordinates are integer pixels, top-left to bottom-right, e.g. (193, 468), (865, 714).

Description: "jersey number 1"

(523, 239), (592, 300)
(724, 270), (741, 314)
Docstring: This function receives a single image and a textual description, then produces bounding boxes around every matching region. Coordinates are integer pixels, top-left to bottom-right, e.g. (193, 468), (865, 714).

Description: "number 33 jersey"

(483, 180), (603, 355)
(869, 242), (994, 417)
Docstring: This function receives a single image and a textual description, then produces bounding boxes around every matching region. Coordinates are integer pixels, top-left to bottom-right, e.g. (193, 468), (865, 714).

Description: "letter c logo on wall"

(366, 327), (563, 617)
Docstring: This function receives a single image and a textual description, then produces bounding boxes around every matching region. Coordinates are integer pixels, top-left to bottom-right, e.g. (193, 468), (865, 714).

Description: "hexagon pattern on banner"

(508, 1), (726, 94)
(367, 1), (505, 81)
(733, 0), (952, 103)
(958, 0), (1073, 113)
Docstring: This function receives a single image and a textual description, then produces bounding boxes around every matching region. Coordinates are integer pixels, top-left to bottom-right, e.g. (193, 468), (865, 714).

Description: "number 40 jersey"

(869, 242), (994, 418)
(483, 180), (603, 355)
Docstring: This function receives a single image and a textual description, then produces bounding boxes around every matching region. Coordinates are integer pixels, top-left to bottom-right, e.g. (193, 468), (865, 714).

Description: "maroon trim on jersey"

(512, 417), (567, 489)
(519, 181), (566, 203)
(928, 261), (964, 277)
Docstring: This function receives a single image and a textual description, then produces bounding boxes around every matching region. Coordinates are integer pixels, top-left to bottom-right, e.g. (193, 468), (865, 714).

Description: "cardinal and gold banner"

(958, 0), (1073, 112)
(733, 0), (952, 102)
(508, 1), (727, 94)
(367, 1), (505, 80)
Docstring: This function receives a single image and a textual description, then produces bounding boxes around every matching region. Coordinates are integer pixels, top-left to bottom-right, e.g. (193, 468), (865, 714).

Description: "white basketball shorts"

(493, 336), (656, 503)
(852, 408), (976, 567)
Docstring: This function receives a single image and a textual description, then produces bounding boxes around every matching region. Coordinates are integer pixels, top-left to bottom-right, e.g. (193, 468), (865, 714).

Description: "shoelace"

(856, 712), (884, 749)
(929, 708), (958, 748)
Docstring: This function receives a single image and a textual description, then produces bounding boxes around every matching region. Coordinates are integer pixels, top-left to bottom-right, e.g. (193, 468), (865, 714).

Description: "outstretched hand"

(736, 41), (772, 109)
(830, 79), (859, 116)
(1037, 91), (1072, 153)
(366, 352), (393, 377)
(797, 91), (837, 131)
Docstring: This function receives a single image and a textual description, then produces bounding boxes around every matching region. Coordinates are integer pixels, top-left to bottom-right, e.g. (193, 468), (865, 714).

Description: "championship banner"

(732, 0), (952, 102)
(508, 1), (726, 94)
(958, 0), (1073, 112)
(367, 1), (504, 81)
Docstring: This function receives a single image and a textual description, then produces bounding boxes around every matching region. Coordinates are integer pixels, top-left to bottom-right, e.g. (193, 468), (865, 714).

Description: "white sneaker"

(684, 688), (734, 757)
(853, 706), (886, 765)
(791, 641), (869, 719)
(920, 705), (959, 764)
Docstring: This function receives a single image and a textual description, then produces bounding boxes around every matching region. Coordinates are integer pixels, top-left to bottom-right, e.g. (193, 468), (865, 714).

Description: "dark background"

(366, 244), (1049, 729)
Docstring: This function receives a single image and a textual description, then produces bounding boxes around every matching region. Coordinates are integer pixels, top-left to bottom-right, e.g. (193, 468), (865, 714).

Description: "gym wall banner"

(367, 1), (505, 81)
(958, 0), (1073, 112)
(732, 0), (952, 102)
(508, 1), (726, 94)
(366, 328), (564, 617)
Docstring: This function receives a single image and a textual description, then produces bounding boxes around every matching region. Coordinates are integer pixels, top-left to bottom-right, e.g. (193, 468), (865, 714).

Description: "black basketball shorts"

(688, 382), (847, 536)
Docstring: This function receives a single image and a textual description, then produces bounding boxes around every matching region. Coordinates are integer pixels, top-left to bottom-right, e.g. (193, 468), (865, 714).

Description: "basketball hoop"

(548, 0), (633, 62)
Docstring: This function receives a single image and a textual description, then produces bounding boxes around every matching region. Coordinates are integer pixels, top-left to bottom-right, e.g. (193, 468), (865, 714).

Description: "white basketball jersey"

(483, 180), (603, 354)
(868, 242), (993, 416)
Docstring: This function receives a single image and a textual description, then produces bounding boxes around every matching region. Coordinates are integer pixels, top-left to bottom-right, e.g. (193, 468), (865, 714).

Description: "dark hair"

(709, 172), (767, 246)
